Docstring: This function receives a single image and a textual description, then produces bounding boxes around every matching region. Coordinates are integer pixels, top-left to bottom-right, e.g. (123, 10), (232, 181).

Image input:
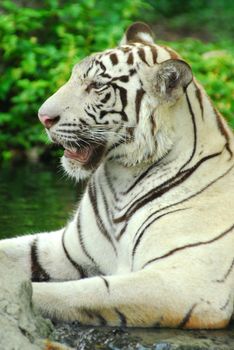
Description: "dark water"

(0, 162), (82, 239)
(53, 322), (234, 349)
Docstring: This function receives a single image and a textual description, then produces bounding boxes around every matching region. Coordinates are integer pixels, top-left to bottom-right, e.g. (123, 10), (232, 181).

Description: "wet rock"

(53, 320), (234, 350)
(0, 252), (72, 350)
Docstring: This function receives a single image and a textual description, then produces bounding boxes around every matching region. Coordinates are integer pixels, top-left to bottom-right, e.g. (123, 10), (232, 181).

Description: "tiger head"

(38, 22), (192, 180)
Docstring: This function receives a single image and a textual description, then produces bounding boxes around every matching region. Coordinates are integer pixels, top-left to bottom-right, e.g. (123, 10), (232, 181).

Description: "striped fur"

(1, 22), (234, 329)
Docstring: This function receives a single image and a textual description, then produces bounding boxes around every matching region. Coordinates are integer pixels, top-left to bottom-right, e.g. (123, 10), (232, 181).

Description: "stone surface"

(0, 252), (72, 350)
(53, 321), (234, 350)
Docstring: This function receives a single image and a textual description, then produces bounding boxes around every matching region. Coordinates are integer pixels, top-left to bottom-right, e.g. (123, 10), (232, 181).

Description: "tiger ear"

(120, 22), (155, 45)
(155, 59), (193, 97)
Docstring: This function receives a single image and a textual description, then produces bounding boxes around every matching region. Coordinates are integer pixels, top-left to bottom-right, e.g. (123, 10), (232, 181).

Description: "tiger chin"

(1, 22), (234, 330)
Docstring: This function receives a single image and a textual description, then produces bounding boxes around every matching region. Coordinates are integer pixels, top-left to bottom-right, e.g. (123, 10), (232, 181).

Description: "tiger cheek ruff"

(1, 22), (234, 329)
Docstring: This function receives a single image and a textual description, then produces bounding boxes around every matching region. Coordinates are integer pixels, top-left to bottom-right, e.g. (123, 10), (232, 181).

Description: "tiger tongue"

(64, 146), (92, 163)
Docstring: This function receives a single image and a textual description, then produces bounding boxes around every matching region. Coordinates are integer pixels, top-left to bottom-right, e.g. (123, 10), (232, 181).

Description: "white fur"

(1, 24), (234, 329)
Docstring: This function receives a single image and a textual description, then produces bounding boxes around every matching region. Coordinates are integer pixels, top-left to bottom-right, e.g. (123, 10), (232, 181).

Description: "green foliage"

(144, 0), (234, 41)
(0, 0), (142, 160)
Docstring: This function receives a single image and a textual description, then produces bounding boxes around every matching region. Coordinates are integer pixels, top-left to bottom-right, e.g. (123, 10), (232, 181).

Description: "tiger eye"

(86, 81), (104, 92)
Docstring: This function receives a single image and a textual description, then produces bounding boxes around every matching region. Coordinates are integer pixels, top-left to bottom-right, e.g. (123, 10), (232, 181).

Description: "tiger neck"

(101, 82), (233, 194)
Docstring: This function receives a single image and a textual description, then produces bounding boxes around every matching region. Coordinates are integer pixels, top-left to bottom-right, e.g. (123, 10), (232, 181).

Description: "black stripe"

(123, 87), (197, 194)
(84, 59), (95, 78)
(116, 163), (234, 241)
(109, 53), (118, 65)
(99, 109), (111, 119)
(82, 309), (107, 326)
(150, 45), (158, 64)
(88, 181), (117, 255)
(107, 139), (125, 155)
(104, 164), (119, 202)
(93, 311), (107, 326)
(107, 82), (128, 121)
(143, 223), (234, 269)
(120, 46), (131, 53)
(116, 226), (126, 241)
(220, 294), (231, 311)
(195, 84), (204, 120)
(101, 72), (112, 79)
(138, 163), (234, 234)
(123, 154), (168, 194)
(178, 303), (197, 328)
(114, 151), (222, 224)
(97, 60), (107, 74)
(54, 135), (76, 141)
(179, 90), (197, 171)
(115, 308), (127, 327)
(59, 123), (78, 127)
(138, 48), (150, 66)
(150, 113), (157, 135)
(214, 108), (233, 159)
(135, 88), (145, 122)
(163, 46), (179, 59)
(216, 257), (234, 283)
(100, 276), (110, 293)
(100, 92), (111, 104)
(82, 309), (93, 319)
(97, 89), (110, 98)
(31, 238), (50, 282)
(127, 52), (134, 65)
(129, 68), (137, 76)
(99, 108), (127, 122)
(56, 128), (79, 133)
(77, 209), (100, 268)
(85, 110), (98, 122)
(119, 75), (130, 83)
(61, 229), (86, 278)
(118, 85), (128, 121)
(110, 74), (130, 83)
(132, 208), (189, 262)
(96, 86), (110, 94)
(99, 183), (113, 227)
(80, 118), (89, 126)
(90, 104), (98, 112)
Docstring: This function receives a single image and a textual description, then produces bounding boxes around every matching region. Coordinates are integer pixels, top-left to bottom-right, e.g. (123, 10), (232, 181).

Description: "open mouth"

(62, 141), (106, 168)
(64, 146), (93, 164)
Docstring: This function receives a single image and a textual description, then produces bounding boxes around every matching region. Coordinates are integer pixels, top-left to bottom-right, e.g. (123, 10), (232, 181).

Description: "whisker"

(49, 122), (135, 152)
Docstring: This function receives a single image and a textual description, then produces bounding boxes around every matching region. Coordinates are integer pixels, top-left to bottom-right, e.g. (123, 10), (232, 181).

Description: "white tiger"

(1, 22), (234, 329)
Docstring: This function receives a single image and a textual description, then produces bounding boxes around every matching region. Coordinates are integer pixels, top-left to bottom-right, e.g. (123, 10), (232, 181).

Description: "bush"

(0, 0), (142, 160)
(144, 0), (234, 41)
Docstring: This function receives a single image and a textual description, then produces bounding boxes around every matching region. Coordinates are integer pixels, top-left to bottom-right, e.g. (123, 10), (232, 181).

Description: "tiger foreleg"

(0, 221), (85, 281)
(32, 268), (233, 329)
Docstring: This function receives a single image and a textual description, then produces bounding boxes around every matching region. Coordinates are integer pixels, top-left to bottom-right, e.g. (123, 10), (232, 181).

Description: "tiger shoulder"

(0, 22), (233, 329)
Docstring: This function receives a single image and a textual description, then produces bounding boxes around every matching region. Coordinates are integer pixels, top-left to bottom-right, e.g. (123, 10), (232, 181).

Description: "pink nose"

(38, 114), (60, 129)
